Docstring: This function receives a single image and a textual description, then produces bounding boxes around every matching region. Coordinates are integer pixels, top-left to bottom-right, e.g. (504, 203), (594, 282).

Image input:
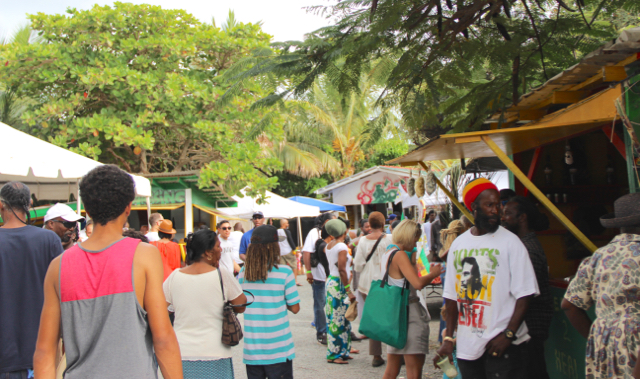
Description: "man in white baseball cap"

(44, 203), (84, 250)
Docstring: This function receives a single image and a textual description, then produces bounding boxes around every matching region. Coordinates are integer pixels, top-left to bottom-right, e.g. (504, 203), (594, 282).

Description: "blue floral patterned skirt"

(325, 276), (352, 360)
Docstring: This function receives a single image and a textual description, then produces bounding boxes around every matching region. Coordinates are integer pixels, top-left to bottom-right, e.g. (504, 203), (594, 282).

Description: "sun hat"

(251, 225), (279, 244)
(158, 219), (177, 234)
(462, 178), (498, 210)
(325, 219), (347, 238)
(44, 203), (85, 223)
(600, 193), (640, 228)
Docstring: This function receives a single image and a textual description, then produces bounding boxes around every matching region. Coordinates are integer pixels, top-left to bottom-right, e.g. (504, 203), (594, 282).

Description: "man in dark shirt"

(0, 182), (63, 378)
(501, 196), (553, 379)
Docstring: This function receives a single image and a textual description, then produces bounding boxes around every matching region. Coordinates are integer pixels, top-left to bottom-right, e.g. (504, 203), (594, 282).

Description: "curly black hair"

(79, 165), (136, 226)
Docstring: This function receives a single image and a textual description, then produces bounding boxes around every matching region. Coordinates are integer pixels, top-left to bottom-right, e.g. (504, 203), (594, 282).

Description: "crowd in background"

(2, 166), (640, 379)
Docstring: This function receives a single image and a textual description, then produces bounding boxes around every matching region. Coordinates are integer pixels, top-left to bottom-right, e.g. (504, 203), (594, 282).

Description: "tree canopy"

(0, 3), (283, 200)
(224, 0), (639, 144)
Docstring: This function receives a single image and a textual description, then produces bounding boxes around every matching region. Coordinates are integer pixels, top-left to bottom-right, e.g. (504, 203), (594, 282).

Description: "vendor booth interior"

(389, 27), (640, 379)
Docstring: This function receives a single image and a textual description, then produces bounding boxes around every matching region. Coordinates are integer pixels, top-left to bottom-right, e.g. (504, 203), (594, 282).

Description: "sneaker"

(311, 321), (316, 328)
(372, 356), (385, 367)
(317, 334), (327, 345)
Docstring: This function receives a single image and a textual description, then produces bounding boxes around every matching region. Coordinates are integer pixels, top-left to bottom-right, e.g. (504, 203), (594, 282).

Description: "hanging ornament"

(416, 174), (426, 198)
(564, 142), (574, 165)
(426, 171), (437, 195)
(407, 170), (416, 197)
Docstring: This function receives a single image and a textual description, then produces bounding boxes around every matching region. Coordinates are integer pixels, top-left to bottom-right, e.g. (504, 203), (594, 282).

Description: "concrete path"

(231, 276), (446, 379)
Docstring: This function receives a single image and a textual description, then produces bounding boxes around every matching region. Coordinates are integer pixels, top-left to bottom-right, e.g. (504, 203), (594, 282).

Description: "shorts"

(279, 253), (297, 268)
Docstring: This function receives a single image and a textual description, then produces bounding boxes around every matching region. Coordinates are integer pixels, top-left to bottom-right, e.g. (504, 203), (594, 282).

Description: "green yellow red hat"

(462, 178), (498, 210)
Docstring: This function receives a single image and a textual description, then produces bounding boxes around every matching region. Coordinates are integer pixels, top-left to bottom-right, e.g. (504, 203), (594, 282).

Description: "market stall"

(388, 27), (640, 379)
(0, 122), (151, 223)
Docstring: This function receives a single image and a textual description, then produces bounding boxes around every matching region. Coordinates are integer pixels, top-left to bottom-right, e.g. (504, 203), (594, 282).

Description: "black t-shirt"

(0, 226), (63, 372)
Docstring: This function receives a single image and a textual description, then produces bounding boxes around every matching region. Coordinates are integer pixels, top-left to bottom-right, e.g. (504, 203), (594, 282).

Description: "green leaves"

(0, 3), (281, 200)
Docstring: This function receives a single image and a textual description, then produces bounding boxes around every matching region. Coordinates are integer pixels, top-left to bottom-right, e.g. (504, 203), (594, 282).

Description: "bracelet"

(443, 336), (455, 343)
(344, 284), (351, 289)
(306, 270), (312, 274)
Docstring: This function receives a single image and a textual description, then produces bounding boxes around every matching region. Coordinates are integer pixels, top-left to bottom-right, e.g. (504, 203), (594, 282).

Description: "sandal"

(350, 349), (360, 354)
(327, 359), (349, 364)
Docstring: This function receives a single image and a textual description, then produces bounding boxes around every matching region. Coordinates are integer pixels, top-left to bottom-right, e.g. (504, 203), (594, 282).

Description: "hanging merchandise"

(407, 170), (416, 197)
(426, 171), (437, 195)
(544, 155), (553, 186)
(415, 173), (426, 198)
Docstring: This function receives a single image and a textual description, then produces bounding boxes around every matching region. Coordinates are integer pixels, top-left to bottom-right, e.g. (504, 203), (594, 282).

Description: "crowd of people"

(2, 164), (640, 379)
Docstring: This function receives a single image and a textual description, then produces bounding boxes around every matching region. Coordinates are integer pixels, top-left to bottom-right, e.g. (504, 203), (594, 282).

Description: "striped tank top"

(59, 237), (157, 378)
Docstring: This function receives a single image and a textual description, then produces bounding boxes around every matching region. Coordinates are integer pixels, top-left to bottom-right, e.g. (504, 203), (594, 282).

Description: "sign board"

(331, 172), (407, 205)
(133, 189), (186, 206)
(545, 285), (596, 379)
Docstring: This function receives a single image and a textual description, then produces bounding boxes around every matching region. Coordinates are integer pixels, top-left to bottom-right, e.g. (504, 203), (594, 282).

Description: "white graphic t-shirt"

(218, 235), (239, 274)
(443, 226), (539, 360)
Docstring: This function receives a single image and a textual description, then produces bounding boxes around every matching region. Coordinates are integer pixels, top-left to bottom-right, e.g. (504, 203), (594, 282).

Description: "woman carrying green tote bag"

(360, 220), (442, 379)
(358, 249), (410, 348)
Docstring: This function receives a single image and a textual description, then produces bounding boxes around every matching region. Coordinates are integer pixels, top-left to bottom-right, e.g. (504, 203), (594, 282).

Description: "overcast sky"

(1, 0), (336, 42)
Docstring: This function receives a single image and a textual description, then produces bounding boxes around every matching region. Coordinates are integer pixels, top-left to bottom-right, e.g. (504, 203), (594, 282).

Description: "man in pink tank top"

(33, 165), (183, 379)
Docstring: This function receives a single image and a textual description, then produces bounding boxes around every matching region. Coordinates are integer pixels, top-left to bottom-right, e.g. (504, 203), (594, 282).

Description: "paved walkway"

(231, 276), (446, 379)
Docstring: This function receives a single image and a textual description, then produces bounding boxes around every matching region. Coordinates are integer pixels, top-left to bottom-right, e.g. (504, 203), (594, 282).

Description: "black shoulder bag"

(365, 235), (386, 264)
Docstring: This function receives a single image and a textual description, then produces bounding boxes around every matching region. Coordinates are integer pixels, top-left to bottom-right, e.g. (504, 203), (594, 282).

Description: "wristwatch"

(503, 329), (517, 341)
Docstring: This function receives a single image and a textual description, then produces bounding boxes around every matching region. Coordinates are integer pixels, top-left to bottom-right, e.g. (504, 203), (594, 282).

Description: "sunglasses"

(252, 216), (264, 220)
(220, 227), (232, 231)
(50, 219), (76, 229)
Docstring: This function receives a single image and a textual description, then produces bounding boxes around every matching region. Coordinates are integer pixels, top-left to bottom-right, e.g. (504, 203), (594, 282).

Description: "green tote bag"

(358, 250), (410, 349)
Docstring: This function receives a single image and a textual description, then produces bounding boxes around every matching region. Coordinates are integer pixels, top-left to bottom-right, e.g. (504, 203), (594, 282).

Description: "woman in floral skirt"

(324, 219), (359, 364)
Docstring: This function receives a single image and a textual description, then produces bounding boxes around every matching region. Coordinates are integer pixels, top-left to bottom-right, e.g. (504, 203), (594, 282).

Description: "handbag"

(358, 249), (410, 349)
(217, 269), (254, 347)
(345, 299), (358, 322)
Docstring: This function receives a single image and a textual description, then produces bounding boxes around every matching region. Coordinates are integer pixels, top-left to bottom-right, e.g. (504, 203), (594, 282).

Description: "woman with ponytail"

(163, 229), (247, 378)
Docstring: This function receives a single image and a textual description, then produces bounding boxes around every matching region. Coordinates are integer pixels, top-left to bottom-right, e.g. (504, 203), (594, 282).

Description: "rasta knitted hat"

(462, 178), (498, 210)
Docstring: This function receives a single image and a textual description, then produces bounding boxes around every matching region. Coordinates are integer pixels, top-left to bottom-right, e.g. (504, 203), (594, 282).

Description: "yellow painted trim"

(482, 135), (598, 253)
(455, 136), (482, 144)
(418, 162), (475, 224)
(131, 203), (184, 211)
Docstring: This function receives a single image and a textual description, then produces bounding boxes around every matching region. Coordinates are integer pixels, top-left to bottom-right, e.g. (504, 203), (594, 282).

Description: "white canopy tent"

(0, 122), (152, 218)
(218, 189), (321, 219)
(218, 189), (321, 245)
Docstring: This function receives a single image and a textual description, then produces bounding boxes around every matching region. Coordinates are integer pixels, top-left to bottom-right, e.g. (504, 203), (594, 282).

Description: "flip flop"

(327, 359), (349, 364)
(350, 349), (360, 354)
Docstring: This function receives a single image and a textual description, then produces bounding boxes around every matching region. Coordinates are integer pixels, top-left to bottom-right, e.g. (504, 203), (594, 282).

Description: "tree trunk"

(139, 148), (149, 174)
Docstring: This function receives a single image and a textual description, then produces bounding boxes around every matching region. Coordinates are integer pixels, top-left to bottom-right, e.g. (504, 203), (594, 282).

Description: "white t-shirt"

(302, 228), (325, 281)
(145, 231), (160, 242)
(422, 221), (432, 251)
(218, 235), (238, 273)
(163, 268), (243, 359)
(278, 229), (293, 256)
(229, 231), (244, 263)
(326, 242), (352, 280)
(353, 234), (393, 295)
(443, 226), (540, 360)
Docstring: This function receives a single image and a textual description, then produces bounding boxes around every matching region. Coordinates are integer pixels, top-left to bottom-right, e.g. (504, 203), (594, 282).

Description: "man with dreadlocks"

(0, 182), (63, 378)
(239, 225), (300, 379)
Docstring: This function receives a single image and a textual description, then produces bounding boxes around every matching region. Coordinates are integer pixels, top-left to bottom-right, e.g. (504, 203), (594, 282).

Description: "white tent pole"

(297, 216), (303, 248)
(76, 180), (82, 217)
(185, 189), (193, 235)
(146, 197), (151, 228)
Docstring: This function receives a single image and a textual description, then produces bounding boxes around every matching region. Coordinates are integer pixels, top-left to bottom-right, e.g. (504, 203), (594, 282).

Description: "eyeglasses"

(50, 219), (76, 229)
(220, 227), (232, 231)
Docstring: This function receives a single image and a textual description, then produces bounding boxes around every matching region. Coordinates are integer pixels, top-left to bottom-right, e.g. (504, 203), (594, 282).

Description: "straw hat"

(600, 193), (640, 228)
(158, 219), (177, 234)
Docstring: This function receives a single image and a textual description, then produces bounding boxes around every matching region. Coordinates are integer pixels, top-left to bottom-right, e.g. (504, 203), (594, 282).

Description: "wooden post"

(523, 147), (542, 196)
(418, 162), (475, 224)
(482, 135), (597, 253)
